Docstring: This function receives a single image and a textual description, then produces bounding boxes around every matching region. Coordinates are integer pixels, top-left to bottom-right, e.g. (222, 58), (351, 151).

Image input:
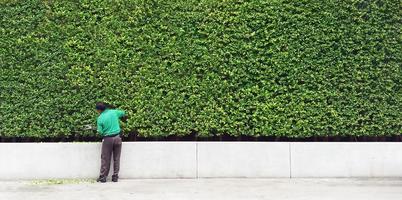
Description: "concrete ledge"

(197, 142), (290, 178)
(0, 142), (401, 179)
(0, 143), (101, 180)
(291, 143), (402, 178)
(0, 142), (197, 180)
(120, 142), (196, 178)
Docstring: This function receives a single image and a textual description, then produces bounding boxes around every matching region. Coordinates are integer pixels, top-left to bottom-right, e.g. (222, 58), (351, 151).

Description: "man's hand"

(120, 115), (128, 123)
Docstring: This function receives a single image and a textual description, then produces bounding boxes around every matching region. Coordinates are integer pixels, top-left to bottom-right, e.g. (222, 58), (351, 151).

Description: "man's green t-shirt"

(97, 109), (125, 136)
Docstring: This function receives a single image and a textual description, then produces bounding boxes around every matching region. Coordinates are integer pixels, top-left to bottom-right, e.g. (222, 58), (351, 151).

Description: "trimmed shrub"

(1, 0), (401, 139)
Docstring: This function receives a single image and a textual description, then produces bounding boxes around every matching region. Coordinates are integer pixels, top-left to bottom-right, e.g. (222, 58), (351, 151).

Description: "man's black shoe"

(97, 177), (107, 183)
(112, 175), (118, 182)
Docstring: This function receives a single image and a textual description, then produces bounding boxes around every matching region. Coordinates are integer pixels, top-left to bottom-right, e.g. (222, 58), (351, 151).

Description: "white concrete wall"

(197, 142), (290, 178)
(120, 142), (196, 178)
(291, 143), (402, 178)
(0, 143), (101, 180)
(0, 142), (401, 180)
(0, 142), (197, 180)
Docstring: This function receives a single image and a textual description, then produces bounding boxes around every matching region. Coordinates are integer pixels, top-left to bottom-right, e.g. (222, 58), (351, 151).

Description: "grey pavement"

(1, 178), (402, 200)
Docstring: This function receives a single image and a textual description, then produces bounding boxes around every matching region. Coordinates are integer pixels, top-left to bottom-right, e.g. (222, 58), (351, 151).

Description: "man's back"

(97, 109), (125, 136)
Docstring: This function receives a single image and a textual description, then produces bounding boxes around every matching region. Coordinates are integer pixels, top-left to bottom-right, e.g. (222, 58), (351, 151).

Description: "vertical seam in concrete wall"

(289, 143), (292, 178)
(196, 142), (199, 178)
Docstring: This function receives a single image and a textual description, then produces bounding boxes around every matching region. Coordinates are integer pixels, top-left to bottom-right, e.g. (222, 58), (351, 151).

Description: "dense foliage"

(1, 0), (401, 139)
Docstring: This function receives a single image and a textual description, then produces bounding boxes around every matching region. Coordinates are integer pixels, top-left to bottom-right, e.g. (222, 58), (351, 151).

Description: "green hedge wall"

(1, 0), (401, 138)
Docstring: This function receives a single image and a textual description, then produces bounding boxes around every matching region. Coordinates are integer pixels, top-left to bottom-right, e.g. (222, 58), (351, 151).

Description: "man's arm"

(97, 119), (104, 135)
(115, 110), (128, 122)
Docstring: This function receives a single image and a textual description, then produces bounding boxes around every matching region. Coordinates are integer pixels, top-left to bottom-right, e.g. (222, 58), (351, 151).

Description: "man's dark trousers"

(100, 135), (122, 178)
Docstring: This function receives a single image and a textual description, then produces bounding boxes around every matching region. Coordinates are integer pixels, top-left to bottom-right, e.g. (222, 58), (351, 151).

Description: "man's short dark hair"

(95, 102), (107, 111)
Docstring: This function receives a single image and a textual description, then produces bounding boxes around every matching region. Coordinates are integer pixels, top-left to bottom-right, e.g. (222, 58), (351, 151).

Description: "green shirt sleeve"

(114, 109), (126, 118)
(97, 118), (104, 135)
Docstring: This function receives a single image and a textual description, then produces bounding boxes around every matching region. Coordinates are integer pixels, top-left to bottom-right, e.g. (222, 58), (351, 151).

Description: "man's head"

(95, 102), (107, 114)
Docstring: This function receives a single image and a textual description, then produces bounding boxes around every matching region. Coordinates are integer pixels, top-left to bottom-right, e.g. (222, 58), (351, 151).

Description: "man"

(95, 102), (126, 183)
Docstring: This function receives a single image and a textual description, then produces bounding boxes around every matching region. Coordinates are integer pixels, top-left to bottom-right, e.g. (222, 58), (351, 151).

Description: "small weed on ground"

(30, 179), (95, 185)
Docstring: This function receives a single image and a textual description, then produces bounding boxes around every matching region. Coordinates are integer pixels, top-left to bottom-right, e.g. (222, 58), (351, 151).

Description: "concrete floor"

(1, 178), (402, 200)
